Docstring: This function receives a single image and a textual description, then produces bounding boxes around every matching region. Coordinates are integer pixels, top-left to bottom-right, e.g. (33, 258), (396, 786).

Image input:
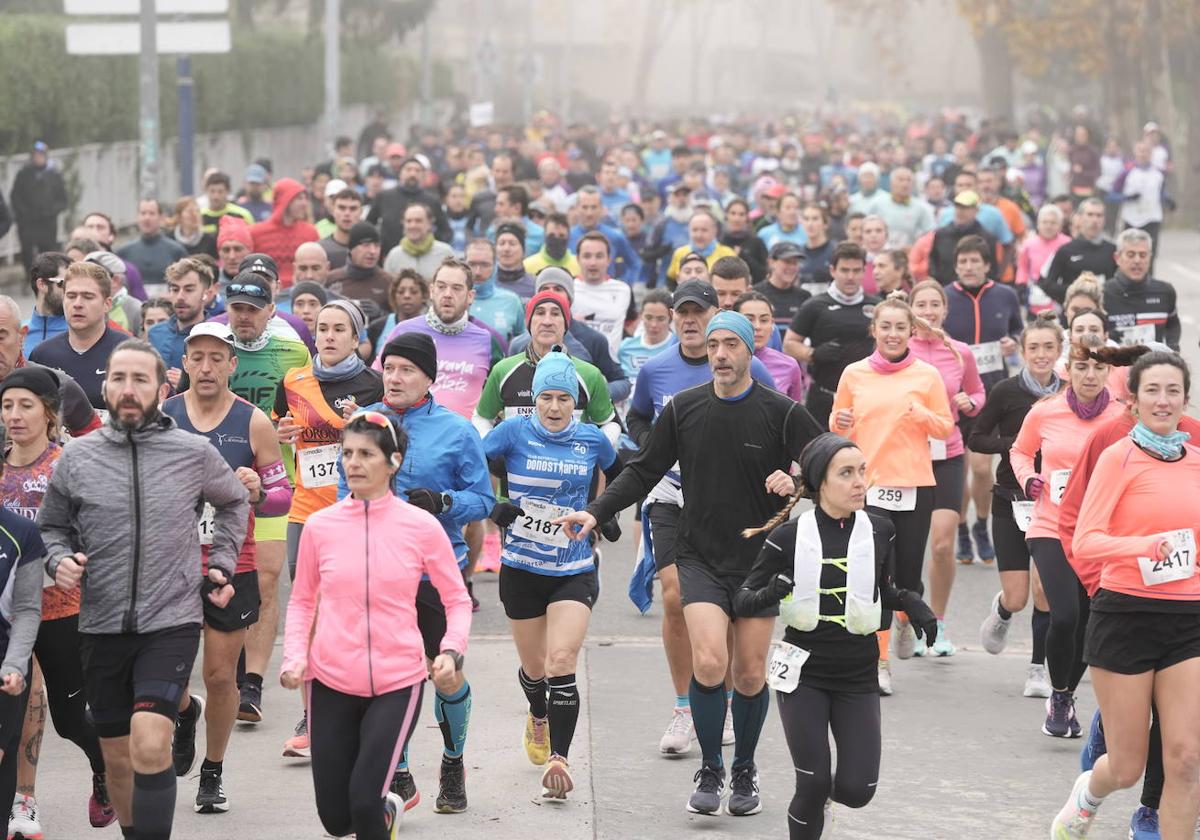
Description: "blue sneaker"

(1128, 805), (1160, 839)
(956, 524), (974, 563)
(972, 520), (995, 562)
(1080, 710), (1106, 771)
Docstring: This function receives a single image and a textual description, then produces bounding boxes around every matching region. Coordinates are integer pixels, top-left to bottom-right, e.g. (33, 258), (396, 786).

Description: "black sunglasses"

(227, 283), (271, 300)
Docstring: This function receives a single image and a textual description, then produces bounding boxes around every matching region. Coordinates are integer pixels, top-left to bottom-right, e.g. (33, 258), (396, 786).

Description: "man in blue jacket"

(570, 187), (642, 282)
(336, 332), (493, 817)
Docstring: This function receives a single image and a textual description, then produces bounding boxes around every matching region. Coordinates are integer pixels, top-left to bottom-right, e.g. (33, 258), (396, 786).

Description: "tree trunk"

(975, 22), (1013, 123)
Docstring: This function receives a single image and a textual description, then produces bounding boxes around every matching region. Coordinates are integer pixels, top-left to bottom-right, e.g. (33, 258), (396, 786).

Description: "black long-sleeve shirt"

(966, 374), (1043, 498)
(734, 508), (907, 693)
(1039, 237), (1117, 305)
(1102, 273), (1181, 351)
(587, 380), (821, 577)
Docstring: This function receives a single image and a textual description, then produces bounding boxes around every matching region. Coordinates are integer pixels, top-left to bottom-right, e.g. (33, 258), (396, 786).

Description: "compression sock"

(731, 686), (770, 770)
(688, 678), (726, 768)
(996, 597), (1013, 620)
(675, 694), (690, 710)
(132, 768), (176, 840)
(434, 681), (472, 760)
(395, 746), (409, 772)
(519, 668), (548, 719)
(547, 675), (580, 759)
(877, 629), (891, 661)
(1031, 609), (1050, 665)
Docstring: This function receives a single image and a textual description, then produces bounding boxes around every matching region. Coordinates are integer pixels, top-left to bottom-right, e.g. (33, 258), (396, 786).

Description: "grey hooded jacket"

(38, 413), (249, 634)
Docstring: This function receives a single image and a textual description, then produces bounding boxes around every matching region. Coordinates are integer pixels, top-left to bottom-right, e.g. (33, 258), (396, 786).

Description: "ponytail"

(742, 491), (804, 538)
(904, 281), (963, 366)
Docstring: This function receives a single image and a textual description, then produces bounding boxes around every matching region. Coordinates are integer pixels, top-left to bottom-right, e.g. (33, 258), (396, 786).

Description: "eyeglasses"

(227, 283), (271, 300)
(347, 409), (399, 449)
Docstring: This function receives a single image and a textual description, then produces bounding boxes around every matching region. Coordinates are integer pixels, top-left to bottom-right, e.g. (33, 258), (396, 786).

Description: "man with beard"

(38, 340), (249, 840)
(29, 262), (131, 410)
(23, 252), (71, 355)
(148, 257), (219, 388)
(369, 156), (451, 256)
(382, 204), (454, 278)
(646, 183), (693, 288)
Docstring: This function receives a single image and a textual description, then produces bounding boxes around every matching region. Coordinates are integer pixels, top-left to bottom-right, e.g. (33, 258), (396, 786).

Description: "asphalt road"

(29, 230), (1200, 839)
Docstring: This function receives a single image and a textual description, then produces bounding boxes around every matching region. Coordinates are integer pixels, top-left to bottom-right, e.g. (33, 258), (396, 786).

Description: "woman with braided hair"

(735, 433), (936, 839)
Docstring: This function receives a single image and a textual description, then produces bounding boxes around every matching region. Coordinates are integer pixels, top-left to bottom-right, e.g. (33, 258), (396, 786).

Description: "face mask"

(545, 235), (568, 260)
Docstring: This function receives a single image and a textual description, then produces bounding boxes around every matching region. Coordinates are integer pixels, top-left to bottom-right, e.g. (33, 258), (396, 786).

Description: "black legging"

(0, 662), (31, 840)
(778, 684), (880, 840)
(1028, 537), (1089, 692)
(36, 614), (104, 772)
(868, 485), (934, 628)
(309, 678), (423, 840)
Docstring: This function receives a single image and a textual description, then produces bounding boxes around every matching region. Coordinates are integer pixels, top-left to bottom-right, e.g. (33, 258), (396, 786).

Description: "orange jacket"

(249, 178), (318, 288)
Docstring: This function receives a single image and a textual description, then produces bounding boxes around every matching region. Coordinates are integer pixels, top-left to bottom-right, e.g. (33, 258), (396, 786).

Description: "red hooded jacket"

(249, 178), (318, 288)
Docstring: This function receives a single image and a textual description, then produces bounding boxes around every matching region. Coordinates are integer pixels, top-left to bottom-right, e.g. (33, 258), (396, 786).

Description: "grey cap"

(84, 250), (125, 277)
(535, 266), (575, 303)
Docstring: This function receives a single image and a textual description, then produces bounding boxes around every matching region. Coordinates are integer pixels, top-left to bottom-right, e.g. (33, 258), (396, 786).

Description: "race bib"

(1012, 501), (1035, 533)
(299, 443), (341, 489)
(929, 436), (947, 461)
(1121, 324), (1156, 347)
(970, 341), (1004, 375)
(1137, 529), (1196, 587)
(198, 503), (215, 546)
(766, 641), (810, 694)
(867, 485), (916, 512)
(511, 498), (572, 549)
(1049, 469), (1071, 505)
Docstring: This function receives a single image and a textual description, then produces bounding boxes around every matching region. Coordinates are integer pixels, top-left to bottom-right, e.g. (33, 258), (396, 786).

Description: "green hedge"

(0, 15), (412, 155)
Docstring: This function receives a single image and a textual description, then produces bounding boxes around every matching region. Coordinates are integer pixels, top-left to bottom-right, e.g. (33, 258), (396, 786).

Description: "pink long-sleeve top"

(1016, 233), (1071, 287)
(282, 492), (472, 697)
(1009, 392), (1124, 541)
(909, 335), (985, 458)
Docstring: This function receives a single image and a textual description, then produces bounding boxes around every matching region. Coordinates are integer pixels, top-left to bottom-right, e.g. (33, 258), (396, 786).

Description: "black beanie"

(380, 332), (438, 382)
(799, 433), (858, 496)
(0, 366), (61, 412)
(494, 220), (526, 248)
(290, 281), (328, 306)
(348, 221), (381, 251)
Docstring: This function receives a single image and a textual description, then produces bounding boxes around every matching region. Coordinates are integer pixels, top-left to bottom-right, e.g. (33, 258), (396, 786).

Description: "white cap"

(324, 178), (348, 198)
(184, 322), (236, 347)
(1020, 140), (1038, 155)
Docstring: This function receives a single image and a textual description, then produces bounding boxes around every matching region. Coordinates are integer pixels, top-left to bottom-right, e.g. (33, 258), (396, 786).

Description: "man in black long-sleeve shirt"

(1102, 228), (1181, 350)
(1039, 197), (1116, 306)
(559, 309), (821, 818)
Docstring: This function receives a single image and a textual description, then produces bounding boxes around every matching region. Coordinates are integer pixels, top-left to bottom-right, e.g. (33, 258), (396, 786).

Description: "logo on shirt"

(572, 442), (587, 457)
(1069, 255), (1084, 262)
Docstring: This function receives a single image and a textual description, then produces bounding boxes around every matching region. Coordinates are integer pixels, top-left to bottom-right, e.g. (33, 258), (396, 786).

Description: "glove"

(768, 573), (794, 601)
(810, 340), (842, 366)
(600, 517), (622, 543)
(900, 591), (938, 647)
(405, 488), (444, 515)
(1025, 477), (1045, 501)
(489, 501), (525, 528)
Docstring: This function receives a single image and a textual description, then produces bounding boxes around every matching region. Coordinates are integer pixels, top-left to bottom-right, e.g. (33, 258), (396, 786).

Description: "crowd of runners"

(0, 106), (1194, 840)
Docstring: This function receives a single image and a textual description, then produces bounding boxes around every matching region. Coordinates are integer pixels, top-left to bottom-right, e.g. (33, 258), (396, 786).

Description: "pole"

(177, 55), (194, 196)
(419, 17), (432, 126)
(323, 0), (341, 153)
(138, 0), (160, 199)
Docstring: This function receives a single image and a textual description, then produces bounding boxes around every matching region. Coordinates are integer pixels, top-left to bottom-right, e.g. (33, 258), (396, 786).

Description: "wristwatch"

(441, 492), (453, 511)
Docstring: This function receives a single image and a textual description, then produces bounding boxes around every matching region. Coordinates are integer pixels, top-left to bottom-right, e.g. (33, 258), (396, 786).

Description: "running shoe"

(1080, 710), (1106, 772)
(194, 767), (229, 813)
(389, 769), (420, 812)
(1050, 771), (1098, 839)
(1044, 691), (1081, 738)
(434, 757), (467, 813)
(956, 523), (974, 564)
(237, 682), (263, 724)
(972, 520), (995, 562)
(9, 793), (41, 840)
(893, 617), (916, 660)
(980, 592), (1012, 654)
(932, 619), (956, 656)
(725, 763), (762, 816)
(686, 764), (725, 815)
(1128, 805), (1160, 839)
(659, 707), (695, 756)
(540, 754), (574, 800)
(89, 772), (117, 827)
(877, 660), (893, 696)
(466, 579), (480, 613)
(1024, 663), (1051, 698)
(172, 694), (205, 776)
(524, 713), (551, 765)
(384, 791), (403, 839)
(282, 712), (310, 758)
(722, 705), (735, 746)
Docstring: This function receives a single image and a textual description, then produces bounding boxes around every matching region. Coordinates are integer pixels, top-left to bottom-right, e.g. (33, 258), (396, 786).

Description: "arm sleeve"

(280, 522), (320, 676)
(0, 560), (43, 679)
(35, 456), (76, 578)
(829, 369), (855, 433)
(1164, 287), (1181, 351)
(1058, 426), (1111, 582)
(59, 377), (98, 436)
(967, 385), (1013, 455)
(960, 351), (985, 416)
(443, 426), (496, 529)
(422, 523), (473, 655)
(474, 366), (504, 423)
(910, 374), (955, 439)
(1071, 448), (1162, 589)
(1007, 300), (1025, 341)
(582, 366), (618, 426)
(254, 460), (293, 517)
(202, 445), (251, 580)
(272, 381), (290, 421)
(586, 399), (680, 524)
(786, 401), (824, 461)
(733, 524), (793, 617)
(626, 407), (653, 448)
(1008, 402), (1044, 491)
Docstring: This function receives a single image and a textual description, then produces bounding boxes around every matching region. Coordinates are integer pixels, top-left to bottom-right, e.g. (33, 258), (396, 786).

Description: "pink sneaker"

(89, 773), (117, 827)
(478, 531), (502, 572)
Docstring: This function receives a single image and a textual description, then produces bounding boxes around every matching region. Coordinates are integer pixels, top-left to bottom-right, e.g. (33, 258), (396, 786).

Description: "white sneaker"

(659, 707), (695, 756)
(1024, 663), (1051, 698)
(979, 592), (1012, 654)
(722, 704), (735, 746)
(893, 617), (916, 660)
(384, 791), (404, 839)
(1050, 771), (1098, 838)
(877, 661), (893, 696)
(9, 793), (41, 839)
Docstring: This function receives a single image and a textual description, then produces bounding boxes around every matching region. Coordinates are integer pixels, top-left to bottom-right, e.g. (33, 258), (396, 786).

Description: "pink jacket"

(909, 335), (984, 458)
(1016, 233), (1071, 287)
(282, 492), (472, 696)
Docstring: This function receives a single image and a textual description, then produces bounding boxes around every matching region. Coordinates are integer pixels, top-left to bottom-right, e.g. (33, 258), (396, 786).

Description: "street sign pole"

(138, 0), (160, 199)
(177, 54), (194, 195)
(323, 0), (340, 153)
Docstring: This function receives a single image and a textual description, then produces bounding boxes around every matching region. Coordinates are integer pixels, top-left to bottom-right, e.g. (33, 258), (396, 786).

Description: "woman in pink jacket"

(281, 410), (472, 840)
